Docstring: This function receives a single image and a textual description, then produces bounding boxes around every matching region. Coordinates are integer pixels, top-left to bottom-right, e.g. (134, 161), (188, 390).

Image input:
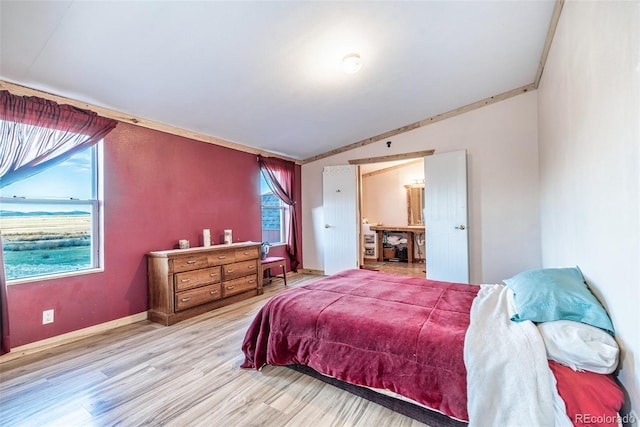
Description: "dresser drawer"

(235, 247), (260, 262)
(223, 275), (258, 297)
(175, 283), (222, 311)
(222, 260), (257, 280)
(207, 250), (235, 266)
(172, 255), (209, 273)
(174, 267), (221, 292)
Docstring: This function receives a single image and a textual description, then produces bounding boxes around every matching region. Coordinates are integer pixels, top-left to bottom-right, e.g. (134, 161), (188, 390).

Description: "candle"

(203, 229), (211, 247)
(224, 229), (232, 244)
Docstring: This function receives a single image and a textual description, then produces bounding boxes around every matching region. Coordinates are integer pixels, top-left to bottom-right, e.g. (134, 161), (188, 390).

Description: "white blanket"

(464, 284), (573, 427)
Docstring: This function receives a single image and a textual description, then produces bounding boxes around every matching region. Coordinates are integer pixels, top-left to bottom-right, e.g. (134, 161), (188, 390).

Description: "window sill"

(7, 267), (104, 286)
(268, 242), (287, 248)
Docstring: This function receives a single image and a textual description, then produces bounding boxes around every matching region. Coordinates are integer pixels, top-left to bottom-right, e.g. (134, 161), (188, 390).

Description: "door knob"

(455, 225), (466, 230)
(325, 224), (331, 228)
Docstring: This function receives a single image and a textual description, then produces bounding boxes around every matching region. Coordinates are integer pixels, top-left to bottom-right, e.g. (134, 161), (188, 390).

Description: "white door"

(323, 165), (359, 275)
(424, 150), (469, 283)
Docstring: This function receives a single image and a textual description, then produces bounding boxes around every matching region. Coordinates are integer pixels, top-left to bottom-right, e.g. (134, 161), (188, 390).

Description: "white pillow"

(538, 320), (619, 374)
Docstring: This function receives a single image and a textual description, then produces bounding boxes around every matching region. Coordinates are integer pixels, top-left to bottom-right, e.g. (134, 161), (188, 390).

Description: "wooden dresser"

(147, 241), (262, 325)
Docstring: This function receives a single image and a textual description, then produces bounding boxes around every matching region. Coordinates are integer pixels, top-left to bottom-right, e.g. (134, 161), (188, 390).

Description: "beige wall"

(302, 90), (541, 284)
(538, 0), (640, 414)
(361, 161), (424, 227)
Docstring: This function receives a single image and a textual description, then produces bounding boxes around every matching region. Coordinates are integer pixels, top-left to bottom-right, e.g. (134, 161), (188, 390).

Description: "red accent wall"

(7, 123), (301, 347)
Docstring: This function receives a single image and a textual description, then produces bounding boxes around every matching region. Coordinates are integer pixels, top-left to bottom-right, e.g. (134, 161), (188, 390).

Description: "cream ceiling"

(0, 1), (557, 161)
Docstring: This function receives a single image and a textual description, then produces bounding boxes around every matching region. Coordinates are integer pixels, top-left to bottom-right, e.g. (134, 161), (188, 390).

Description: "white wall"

(537, 0), (640, 415)
(302, 91), (541, 284)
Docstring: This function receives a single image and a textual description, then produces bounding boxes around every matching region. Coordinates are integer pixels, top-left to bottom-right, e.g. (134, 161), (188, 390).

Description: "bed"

(241, 268), (624, 426)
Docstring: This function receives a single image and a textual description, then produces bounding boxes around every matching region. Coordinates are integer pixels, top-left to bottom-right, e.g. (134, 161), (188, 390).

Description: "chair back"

(260, 242), (270, 260)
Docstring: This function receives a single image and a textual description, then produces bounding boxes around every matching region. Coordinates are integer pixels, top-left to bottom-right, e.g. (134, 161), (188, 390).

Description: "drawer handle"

(244, 251), (249, 255)
(180, 297), (192, 302)
(248, 280), (256, 284)
(187, 260), (197, 264)
(227, 269), (234, 273)
(210, 290), (219, 295)
(248, 265), (255, 269)
(218, 255), (226, 259)
(210, 272), (218, 277)
(226, 285), (235, 290)
(181, 278), (190, 283)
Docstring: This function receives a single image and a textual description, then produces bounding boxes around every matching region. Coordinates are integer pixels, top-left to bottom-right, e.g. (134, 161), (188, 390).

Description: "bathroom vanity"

(369, 225), (425, 263)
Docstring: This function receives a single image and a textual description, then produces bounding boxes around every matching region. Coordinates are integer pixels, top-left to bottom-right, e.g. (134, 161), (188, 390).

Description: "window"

(0, 143), (102, 281)
(260, 172), (286, 244)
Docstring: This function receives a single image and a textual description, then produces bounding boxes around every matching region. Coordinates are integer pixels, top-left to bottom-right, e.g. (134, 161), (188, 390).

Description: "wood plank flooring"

(0, 272), (428, 427)
(363, 261), (426, 278)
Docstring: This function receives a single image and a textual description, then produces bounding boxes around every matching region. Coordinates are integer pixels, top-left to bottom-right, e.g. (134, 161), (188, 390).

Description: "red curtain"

(258, 155), (301, 271)
(0, 90), (117, 187)
(0, 90), (117, 355)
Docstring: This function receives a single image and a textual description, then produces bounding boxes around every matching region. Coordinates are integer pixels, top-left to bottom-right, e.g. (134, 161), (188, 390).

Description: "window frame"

(261, 204), (287, 245)
(260, 172), (288, 245)
(0, 141), (104, 284)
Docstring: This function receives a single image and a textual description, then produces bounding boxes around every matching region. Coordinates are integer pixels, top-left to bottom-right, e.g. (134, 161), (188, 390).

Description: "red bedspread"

(241, 269), (479, 421)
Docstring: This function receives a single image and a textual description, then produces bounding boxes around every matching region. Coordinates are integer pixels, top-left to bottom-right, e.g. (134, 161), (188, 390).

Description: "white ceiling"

(0, 1), (556, 161)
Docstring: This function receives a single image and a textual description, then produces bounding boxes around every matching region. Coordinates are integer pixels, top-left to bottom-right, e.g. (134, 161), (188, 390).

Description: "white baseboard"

(0, 312), (148, 364)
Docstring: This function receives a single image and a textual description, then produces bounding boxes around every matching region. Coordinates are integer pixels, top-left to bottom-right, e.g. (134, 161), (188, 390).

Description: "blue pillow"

(503, 267), (614, 335)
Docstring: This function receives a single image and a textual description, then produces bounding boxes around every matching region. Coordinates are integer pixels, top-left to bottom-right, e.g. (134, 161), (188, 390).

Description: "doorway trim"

(355, 150), (433, 268)
(348, 149), (435, 165)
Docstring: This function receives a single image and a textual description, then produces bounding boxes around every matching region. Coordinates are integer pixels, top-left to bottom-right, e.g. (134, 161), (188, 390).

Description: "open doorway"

(322, 150), (468, 282)
(358, 159), (426, 278)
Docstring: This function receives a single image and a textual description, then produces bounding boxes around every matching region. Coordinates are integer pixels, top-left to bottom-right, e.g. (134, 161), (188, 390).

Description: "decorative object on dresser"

(147, 242), (262, 326)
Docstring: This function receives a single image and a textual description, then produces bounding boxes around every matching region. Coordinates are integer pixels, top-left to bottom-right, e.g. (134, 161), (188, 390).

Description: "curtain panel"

(258, 155), (301, 271)
(0, 90), (117, 188)
(0, 90), (117, 355)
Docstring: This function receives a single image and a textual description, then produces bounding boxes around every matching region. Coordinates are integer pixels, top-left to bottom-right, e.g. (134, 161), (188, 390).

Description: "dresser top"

(148, 241), (261, 258)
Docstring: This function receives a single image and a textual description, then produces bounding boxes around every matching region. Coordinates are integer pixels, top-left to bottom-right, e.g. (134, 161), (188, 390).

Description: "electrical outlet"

(42, 309), (54, 324)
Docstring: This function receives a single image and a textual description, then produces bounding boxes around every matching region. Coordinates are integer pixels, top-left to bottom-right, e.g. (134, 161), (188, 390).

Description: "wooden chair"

(260, 256), (287, 286)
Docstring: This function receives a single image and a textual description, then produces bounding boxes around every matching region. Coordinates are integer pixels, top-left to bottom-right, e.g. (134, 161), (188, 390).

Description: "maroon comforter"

(241, 269), (479, 421)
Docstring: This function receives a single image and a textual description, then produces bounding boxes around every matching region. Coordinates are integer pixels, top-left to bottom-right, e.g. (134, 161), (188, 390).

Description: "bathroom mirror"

(405, 184), (425, 226)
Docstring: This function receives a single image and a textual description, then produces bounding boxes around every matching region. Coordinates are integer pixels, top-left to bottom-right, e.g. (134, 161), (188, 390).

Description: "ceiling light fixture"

(342, 53), (362, 74)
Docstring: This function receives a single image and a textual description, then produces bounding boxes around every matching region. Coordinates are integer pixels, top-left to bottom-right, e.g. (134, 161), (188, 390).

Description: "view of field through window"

(0, 207), (92, 280)
(0, 145), (97, 281)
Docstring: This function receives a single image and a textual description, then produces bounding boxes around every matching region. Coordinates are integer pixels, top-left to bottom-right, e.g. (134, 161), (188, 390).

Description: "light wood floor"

(0, 272), (428, 427)
(363, 261), (426, 278)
